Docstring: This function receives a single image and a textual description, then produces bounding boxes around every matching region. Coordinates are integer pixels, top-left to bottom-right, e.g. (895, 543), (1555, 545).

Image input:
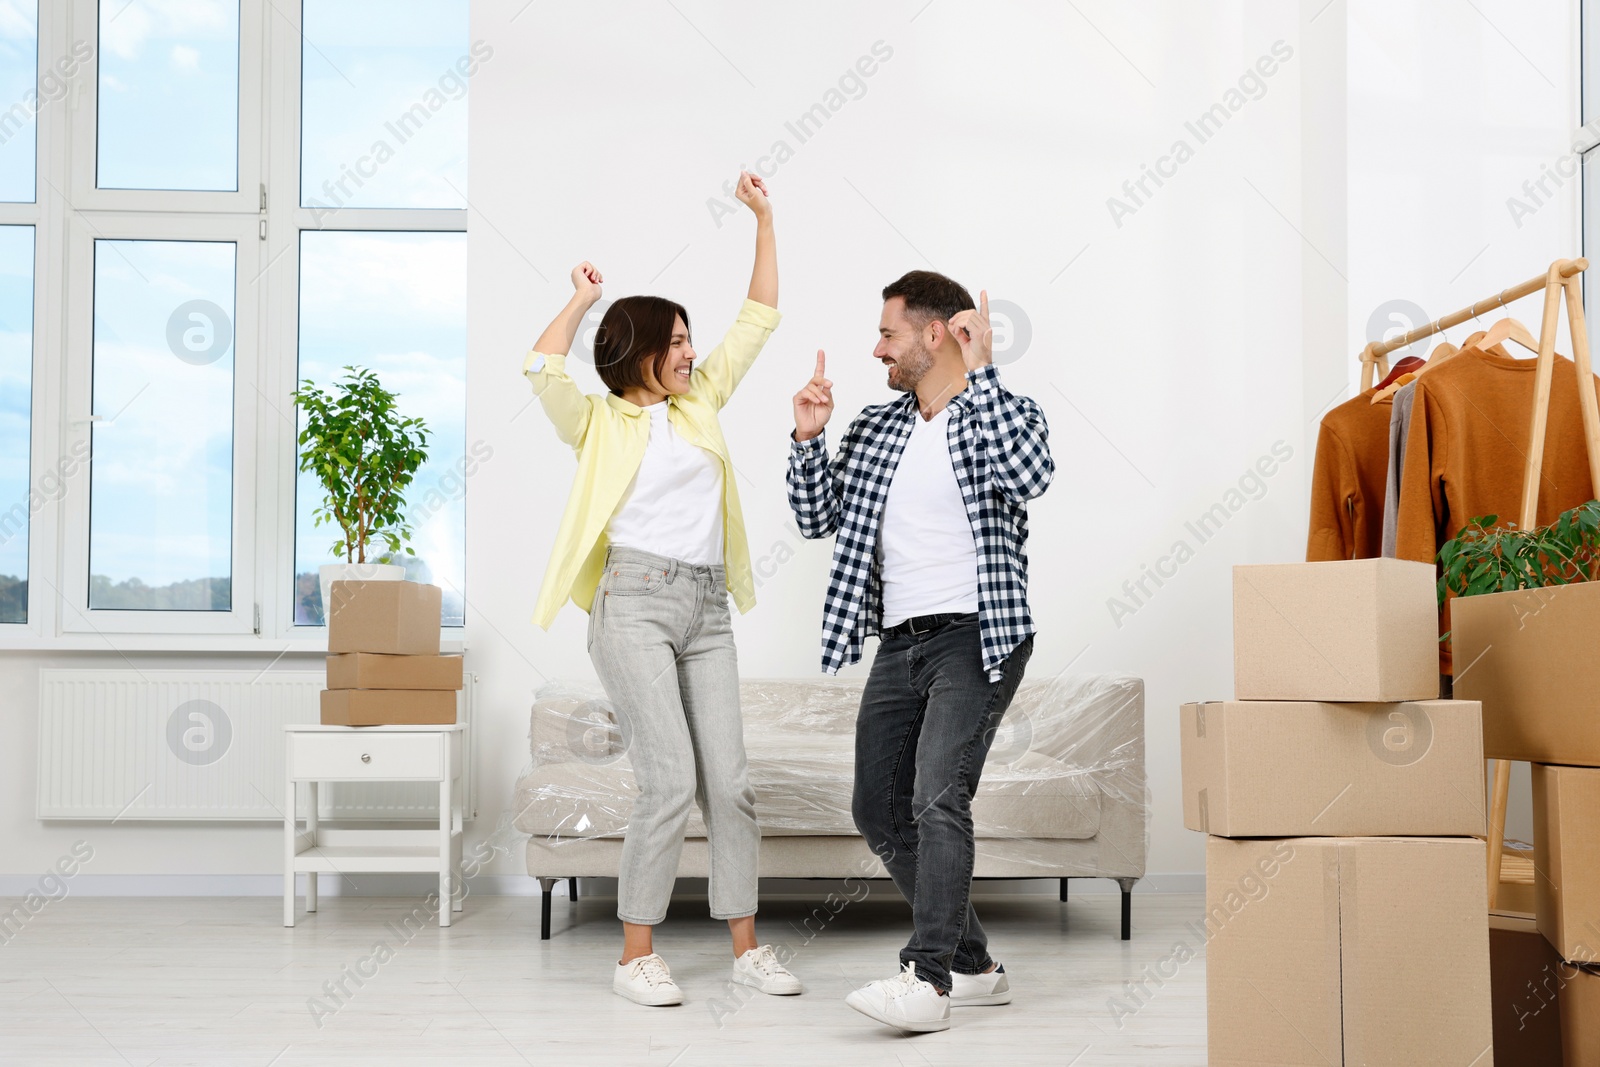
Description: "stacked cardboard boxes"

(320, 580), (461, 726)
(1183, 558), (1494, 1066)
(1532, 765), (1600, 1065)
(1454, 587), (1600, 1065)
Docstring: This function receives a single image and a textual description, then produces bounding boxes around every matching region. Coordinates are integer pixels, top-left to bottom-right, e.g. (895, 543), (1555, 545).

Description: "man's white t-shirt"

(605, 401), (724, 565)
(877, 405), (981, 627)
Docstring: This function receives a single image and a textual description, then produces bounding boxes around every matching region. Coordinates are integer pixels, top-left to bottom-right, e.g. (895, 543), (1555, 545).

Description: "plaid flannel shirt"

(786, 363), (1053, 682)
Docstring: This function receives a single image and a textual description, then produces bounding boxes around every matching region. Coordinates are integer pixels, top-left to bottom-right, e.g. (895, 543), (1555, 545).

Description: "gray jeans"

(587, 545), (759, 924)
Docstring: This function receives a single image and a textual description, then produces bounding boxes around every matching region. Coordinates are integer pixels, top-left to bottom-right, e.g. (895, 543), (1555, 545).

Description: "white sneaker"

(732, 944), (803, 995)
(613, 953), (683, 1006)
(951, 962), (1011, 1006)
(844, 962), (951, 1032)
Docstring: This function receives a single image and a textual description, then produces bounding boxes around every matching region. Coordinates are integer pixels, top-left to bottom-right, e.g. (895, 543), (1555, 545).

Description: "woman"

(522, 171), (801, 1006)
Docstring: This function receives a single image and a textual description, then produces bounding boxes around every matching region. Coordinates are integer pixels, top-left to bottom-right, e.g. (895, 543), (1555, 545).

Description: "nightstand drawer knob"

(360, 753), (371, 763)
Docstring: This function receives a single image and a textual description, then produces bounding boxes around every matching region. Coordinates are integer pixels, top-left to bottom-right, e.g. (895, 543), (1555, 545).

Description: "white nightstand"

(283, 723), (466, 928)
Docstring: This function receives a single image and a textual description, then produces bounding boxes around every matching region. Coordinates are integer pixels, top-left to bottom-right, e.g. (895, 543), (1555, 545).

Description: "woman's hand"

(792, 350), (833, 442)
(532, 263), (604, 356)
(571, 261), (603, 305)
(735, 171), (772, 221)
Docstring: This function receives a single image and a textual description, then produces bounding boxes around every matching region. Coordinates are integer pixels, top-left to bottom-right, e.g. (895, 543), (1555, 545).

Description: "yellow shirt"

(522, 298), (782, 629)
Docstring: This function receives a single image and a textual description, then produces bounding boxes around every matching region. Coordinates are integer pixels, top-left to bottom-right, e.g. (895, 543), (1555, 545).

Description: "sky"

(0, 0), (469, 622)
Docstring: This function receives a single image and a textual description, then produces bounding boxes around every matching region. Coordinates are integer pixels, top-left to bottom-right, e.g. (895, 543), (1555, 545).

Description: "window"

(290, 1), (471, 629)
(300, 1), (470, 211)
(0, 1), (37, 203)
(293, 230), (466, 625)
(0, 224), (32, 623)
(96, 0), (240, 191)
(88, 239), (235, 610)
(1, 0), (471, 643)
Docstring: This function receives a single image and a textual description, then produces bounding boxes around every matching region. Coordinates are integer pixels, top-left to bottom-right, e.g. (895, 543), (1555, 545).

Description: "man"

(786, 271), (1053, 1032)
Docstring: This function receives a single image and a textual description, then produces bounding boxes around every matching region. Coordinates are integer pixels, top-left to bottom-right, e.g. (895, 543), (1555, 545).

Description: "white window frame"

(0, 0), (468, 649)
(68, 0), (264, 213)
(265, 3), (466, 640)
(0, 0), (64, 642)
(60, 214), (261, 635)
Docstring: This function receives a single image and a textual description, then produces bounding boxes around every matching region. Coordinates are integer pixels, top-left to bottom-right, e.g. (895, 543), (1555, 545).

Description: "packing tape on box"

(1339, 846), (1361, 1065)
(1197, 788), (1209, 834)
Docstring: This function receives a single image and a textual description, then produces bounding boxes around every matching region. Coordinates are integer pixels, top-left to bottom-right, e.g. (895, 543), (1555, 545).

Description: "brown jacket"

(1395, 347), (1600, 672)
(1307, 387), (1392, 561)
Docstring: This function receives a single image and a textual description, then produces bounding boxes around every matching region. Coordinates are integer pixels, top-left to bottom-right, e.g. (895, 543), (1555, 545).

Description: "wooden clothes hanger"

(1463, 315), (1540, 356)
(1371, 341), (1455, 404)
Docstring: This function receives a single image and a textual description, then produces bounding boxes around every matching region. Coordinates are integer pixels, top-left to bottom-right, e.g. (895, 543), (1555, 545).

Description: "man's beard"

(887, 341), (935, 392)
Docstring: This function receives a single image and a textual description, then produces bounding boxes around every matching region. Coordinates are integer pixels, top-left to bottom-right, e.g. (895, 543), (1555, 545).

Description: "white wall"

(467, 0), (1316, 888)
(0, 0), (1578, 892)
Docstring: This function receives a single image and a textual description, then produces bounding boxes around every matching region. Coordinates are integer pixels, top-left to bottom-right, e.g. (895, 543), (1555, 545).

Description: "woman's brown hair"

(592, 295), (691, 396)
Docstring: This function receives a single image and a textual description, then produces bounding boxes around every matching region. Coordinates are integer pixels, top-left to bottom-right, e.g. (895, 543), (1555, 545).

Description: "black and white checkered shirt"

(786, 363), (1053, 682)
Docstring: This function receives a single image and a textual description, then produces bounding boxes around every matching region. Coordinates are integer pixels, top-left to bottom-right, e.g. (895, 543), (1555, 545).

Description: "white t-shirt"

(877, 406), (981, 627)
(605, 401), (724, 565)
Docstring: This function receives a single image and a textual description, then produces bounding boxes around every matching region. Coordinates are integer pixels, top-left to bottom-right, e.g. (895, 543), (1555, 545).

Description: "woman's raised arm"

(741, 173), (777, 309)
(523, 263), (605, 448)
(534, 262), (604, 355)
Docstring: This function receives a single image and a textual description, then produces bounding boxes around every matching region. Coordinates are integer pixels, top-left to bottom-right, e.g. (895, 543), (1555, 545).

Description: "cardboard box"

(1454, 582), (1600, 766)
(1533, 764), (1600, 964)
(1561, 964), (1600, 1066)
(1180, 699), (1484, 837)
(326, 653), (463, 690)
(1206, 835), (1491, 1067)
(319, 689), (456, 726)
(1233, 559), (1440, 702)
(1489, 912), (1565, 1067)
(326, 580), (441, 655)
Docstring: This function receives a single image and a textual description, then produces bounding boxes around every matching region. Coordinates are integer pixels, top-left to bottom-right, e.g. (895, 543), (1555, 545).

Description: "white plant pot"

(319, 562), (406, 626)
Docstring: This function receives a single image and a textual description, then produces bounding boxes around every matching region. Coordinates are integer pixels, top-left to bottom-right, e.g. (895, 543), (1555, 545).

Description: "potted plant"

(1444, 498), (1600, 764)
(291, 366), (431, 623)
(1439, 499), (1600, 599)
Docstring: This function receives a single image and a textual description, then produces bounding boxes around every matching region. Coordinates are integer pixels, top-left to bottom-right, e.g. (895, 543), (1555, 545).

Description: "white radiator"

(37, 669), (475, 821)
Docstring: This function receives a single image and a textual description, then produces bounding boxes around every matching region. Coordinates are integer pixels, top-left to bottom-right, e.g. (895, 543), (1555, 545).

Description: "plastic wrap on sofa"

(511, 673), (1146, 870)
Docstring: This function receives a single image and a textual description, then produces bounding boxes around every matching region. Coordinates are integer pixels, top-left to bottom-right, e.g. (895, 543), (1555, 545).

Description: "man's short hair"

(881, 270), (975, 327)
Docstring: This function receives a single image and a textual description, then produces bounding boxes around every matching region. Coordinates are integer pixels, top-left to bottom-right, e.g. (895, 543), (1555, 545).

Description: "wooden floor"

(0, 888), (1208, 1065)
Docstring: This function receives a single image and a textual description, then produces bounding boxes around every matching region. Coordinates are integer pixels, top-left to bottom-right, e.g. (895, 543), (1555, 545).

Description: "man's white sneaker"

(951, 962), (1011, 1006)
(844, 962), (951, 1032)
(613, 953), (683, 1006)
(731, 944), (803, 995)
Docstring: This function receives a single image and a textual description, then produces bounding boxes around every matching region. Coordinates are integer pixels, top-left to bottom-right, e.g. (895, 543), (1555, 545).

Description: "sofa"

(513, 673), (1147, 940)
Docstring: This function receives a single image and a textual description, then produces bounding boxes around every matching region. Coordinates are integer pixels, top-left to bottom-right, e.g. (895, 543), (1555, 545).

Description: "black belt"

(883, 612), (973, 638)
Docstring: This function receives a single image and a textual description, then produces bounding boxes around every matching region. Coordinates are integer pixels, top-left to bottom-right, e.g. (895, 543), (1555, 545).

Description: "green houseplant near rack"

(291, 366), (431, 624)
(1438, 500), (1600, 602)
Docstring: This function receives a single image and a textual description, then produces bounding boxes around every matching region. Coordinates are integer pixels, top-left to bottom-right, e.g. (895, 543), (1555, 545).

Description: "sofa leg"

(1117, 877), (1137, 941)
(1059, 878), (1069, 903)
(568, 877), (579, 902)
(538, 878), (558, 940)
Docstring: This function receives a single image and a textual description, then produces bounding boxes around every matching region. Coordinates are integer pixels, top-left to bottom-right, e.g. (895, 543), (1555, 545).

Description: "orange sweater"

(1306, 387), (1392, 561)
(1395, 347), (1600, 672)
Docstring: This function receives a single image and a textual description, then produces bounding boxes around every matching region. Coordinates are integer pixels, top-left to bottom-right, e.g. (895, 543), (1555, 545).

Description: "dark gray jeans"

(851, 613), (1034, 993)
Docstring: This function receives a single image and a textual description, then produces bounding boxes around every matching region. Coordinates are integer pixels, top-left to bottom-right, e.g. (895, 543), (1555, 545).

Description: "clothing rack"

(1357, 257), (1589, 391)
(1363, 254), (1600, 908)
(1484, 258), (1600, 906)
(1358, 257), (1600, 906)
